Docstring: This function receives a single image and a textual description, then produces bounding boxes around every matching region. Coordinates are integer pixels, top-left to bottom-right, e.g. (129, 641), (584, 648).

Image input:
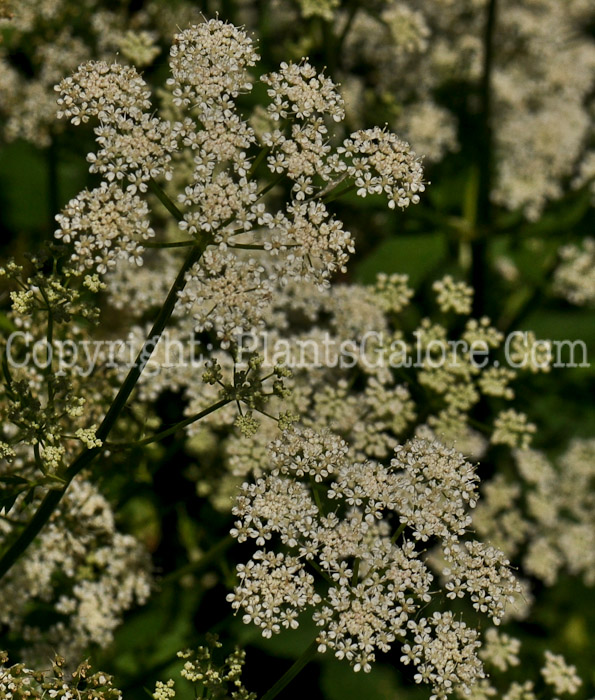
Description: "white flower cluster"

(55, 183), (154, 276)
(401, 612), (483, 698)
(391, 438), (479, 540)
(479, 628), (520, 672)
(259, 200), (355, 286)
(373, 272), (415, 313)
(382, 3), (430, 56)
(469, 640), (584, 699)
(168, 637), (255, 700)
(540, 651), (583, 696)
(507, 331), (553, 374)
(297, 0), (339, 21)
(55, 19), (423, 339)
(169, 20), (257, 106)
(263, 60), (345, 123)
(221, 371), (417, 479)
(0, 651), (121, 700)
(228, 428), (522, 698)
(337, 0), (595, 219)
(0, 477), (152, 663)
(117, 30), (161, 67)
(491, 409), (536, 450)
(178, 249), (271, 349)
(56, 61), (176, 190)
(0, 265), (111, 474)
(269, 426), (349, 482)
(433, 275), (474, 315)
(0, 0), (180, 146)
(394, 101), (459, 163)
(474, 439), (595, 587)
(337, 127), (425, 209)
(554, 237), (595, 307)
(442, 540), (519, 625)
(126, 263), (545, 494)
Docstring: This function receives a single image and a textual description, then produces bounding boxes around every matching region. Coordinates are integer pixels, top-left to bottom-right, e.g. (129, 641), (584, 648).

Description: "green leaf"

(0, 474), (29, 485)
(355, 233), (446, 287)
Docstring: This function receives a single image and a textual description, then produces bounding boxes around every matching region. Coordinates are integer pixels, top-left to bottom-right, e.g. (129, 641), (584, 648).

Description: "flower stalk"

(260, 638), (319, 700)
(0, 205), (211, 581)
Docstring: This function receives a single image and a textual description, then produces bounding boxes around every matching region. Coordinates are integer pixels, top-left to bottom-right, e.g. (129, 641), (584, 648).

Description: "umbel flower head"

(228, 428), (521, 699)
(54, 18), (424, 341)
(335, 0), (595, 220)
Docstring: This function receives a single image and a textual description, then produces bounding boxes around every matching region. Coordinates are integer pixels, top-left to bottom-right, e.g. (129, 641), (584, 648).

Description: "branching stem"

(105, 398), (231, 450)
(0, 179), (212, 582)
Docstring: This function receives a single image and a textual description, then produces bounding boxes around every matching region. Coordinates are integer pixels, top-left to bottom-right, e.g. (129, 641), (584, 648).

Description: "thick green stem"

(260, 639), (319, 700)
(471, 0), (498, 316)
(336, 3), (359, 57)
(0, 239), (208, 582)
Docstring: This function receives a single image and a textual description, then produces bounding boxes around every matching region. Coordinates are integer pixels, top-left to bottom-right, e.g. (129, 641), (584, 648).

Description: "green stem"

(94, 246), (206, 445)
(33, 442), (45, 473)
(260, 639), (319, 700)
(497, 253), (558, 332)
(391, 521), (407, 544)
(255, 174), (285, 201)
(323, 182), (357, 204)
(471, 0), (498, 316)
(106, 398), (231, 450)
(307, 559), (335, 587)
(351, 557), (360, 586)
(0, 240), (208, 582)
(145, 240), (196, 249)
(247, 146), (270, 180)
(160, 534), (235, 585)
(46, 141), (59, 233)
(38, 284), (55, 408)
(227, 243), (299, 251)
(335, 3), (359, 56)
(148, 177), (185, 221)
(310, 480), (324, 514)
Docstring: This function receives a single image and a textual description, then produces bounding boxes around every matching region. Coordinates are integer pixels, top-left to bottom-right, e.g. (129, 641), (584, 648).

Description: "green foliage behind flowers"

(0, 2), (594, 700)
